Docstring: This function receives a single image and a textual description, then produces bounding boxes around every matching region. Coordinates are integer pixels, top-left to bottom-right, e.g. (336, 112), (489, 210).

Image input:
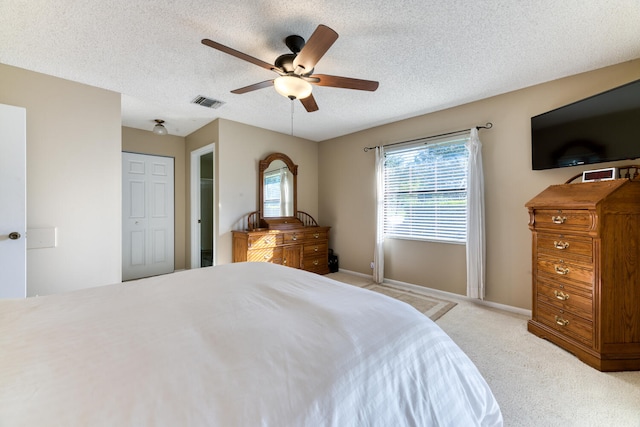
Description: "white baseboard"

(337, 268), (532, 318)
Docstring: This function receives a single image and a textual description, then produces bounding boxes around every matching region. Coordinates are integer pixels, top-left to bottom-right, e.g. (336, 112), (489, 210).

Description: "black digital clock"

(582, 168), (617, 182)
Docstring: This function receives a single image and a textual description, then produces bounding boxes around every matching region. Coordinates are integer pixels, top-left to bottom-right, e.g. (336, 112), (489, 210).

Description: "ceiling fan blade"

(292, 25), (338, 74)
(310, 74), (379, 91)
(230, 80), (274, 94)
(202, 39), (283, 74)
(300, 94), (319, 112)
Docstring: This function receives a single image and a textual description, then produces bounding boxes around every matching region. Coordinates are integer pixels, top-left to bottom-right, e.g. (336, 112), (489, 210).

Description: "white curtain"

(466, 128), (486, 299)
(373, 146), (385, 284)
(280, 168), (292, 217)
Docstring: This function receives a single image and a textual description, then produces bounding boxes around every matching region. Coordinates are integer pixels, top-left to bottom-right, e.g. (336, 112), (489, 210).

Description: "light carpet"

(328, 271), (640, 426)
(326, 271), (456, 321)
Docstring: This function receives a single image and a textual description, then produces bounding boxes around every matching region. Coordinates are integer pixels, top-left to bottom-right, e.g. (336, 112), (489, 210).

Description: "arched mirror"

(259, 153), (297, 220)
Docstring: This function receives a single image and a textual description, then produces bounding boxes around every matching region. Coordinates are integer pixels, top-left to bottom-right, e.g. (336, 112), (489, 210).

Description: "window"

(383, 135), (469, 243)
(263, 170), (282, 217)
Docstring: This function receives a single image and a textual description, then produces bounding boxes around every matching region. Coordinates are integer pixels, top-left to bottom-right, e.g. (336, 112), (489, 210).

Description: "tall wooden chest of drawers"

(232, 226), (331, 275)
(526, 179), (640, 371)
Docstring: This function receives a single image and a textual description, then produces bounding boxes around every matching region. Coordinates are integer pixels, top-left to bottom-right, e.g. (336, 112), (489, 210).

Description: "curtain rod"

(363, 122), (493, 152)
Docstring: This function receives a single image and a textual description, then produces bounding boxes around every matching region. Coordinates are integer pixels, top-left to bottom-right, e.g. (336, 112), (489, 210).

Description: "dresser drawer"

(283, 231), (303, 243)
(536, 254), (593, 287)
(304, 242), (328, 257)
(533, 209), (593, 232)
(536, 279), (592, 321)
(247, 233), (282, 249)
(303, 254), (328, 273)
(537, 302), (593, 346)
(536, 233), (592, 261)
(247, 247), (283, 263)
(304, 229), (328, 241)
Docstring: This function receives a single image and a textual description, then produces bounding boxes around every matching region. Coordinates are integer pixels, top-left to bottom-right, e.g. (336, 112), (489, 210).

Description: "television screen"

(531, 79), (640, 170)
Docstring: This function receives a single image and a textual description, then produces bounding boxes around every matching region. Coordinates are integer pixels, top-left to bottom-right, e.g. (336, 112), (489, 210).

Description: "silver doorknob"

(8, 232), (21, 240)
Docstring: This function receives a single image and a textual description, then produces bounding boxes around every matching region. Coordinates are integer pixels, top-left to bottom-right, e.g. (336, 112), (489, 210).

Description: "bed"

(0, 262), (502, 426)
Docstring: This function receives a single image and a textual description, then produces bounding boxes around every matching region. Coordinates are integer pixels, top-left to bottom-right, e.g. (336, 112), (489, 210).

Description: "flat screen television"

(531, 78), (640, 170)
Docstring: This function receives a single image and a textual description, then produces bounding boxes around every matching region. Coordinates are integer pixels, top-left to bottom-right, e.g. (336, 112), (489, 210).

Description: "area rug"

(326, 272), (457, 321)
(364, 283), (457, 321)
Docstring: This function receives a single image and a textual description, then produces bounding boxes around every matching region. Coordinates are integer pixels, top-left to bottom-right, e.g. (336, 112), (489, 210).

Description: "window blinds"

(383, 136), (469, 243)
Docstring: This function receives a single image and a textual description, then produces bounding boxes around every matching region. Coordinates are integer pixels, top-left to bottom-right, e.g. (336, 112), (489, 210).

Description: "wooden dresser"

(232, 217), (330, 275)
(240, 152), (331, 275)
(526, 179), (640, 371)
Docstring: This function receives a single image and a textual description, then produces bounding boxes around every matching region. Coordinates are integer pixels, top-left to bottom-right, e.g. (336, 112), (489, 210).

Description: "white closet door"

(122, 152), (174, 281)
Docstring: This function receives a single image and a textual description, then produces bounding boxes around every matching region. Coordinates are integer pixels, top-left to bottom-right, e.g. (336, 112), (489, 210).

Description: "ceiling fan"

(201, 24), (379, 112)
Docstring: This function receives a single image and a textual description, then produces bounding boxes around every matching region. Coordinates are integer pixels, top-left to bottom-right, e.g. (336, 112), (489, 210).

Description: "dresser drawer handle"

(314, 246), (319, 252)
(555, 265), (570, 275)
(555, 315), (570, 327)
(313, 260), (319, 266)
(553, 241), (569, 250)
(263, 254), (269, 260)
(554, 290), (570, 301)
(292, 234), (298, 241)
(313, 233), (320, 239)
(552, 216), (567, 224)
(265, 238), (273, 245)
(283, 259), (287, 265)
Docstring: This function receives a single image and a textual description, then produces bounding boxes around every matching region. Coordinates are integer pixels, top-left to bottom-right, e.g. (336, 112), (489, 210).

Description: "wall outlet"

(370, 261), (374, 269)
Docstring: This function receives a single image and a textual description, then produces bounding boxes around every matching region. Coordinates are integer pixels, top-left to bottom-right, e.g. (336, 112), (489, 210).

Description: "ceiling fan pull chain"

(291, 99), (294, 136)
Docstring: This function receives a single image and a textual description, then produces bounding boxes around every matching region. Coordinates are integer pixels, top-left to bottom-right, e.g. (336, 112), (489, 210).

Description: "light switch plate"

(27, 227), (57, 249)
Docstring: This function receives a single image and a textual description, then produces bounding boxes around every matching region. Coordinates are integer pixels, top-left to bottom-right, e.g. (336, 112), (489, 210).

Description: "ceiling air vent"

(191, 96), (225, 109)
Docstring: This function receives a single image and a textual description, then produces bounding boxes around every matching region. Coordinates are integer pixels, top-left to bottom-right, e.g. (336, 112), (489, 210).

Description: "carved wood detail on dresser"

(525, 179), (640, 371)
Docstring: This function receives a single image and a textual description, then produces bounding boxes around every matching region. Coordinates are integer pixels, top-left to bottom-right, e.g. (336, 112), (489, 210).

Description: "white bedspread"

(0, 262), (502, 426)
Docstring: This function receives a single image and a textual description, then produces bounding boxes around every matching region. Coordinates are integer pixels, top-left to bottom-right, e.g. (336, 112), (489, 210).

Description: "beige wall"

(186, 118), (320, 266)
(319, 58), (640, 309)
(0, 63), (122, 296)
(125, 117), (320, 269)
(121, 127), (187, 270)
(4, 58), (638, 306)
(184, 118), (218, 268)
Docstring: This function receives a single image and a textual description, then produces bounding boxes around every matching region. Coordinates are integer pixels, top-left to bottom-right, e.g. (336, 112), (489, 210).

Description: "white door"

(122, 152), (174, 281)
(0, 104), (27, 298)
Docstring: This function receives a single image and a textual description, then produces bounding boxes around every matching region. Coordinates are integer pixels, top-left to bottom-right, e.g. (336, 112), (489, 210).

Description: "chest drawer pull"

(292, 234), (298, 241)
(555, 265), (570, 275)
(313, 233), (320, 239)
(554, 290), (570, 301)
(552, 216), (567, 224)
(554, 241), (569, 250)
(555, 315), (570, 327)
(313, 260), (319, 266)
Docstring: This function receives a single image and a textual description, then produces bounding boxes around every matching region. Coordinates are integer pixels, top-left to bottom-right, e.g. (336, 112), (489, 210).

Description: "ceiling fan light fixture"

(152, 119), (168, 136)
(274, 75), (312, 100)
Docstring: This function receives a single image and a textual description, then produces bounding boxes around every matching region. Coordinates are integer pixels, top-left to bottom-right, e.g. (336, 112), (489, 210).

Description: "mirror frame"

(258, 152), (298, 220)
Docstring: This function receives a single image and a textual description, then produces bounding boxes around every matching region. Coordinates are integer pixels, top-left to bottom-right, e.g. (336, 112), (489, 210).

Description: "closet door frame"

(190, 143), (216, 269)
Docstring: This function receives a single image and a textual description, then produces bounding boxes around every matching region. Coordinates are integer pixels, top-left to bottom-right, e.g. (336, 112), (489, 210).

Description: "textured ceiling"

(1, 1), (639, 141)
